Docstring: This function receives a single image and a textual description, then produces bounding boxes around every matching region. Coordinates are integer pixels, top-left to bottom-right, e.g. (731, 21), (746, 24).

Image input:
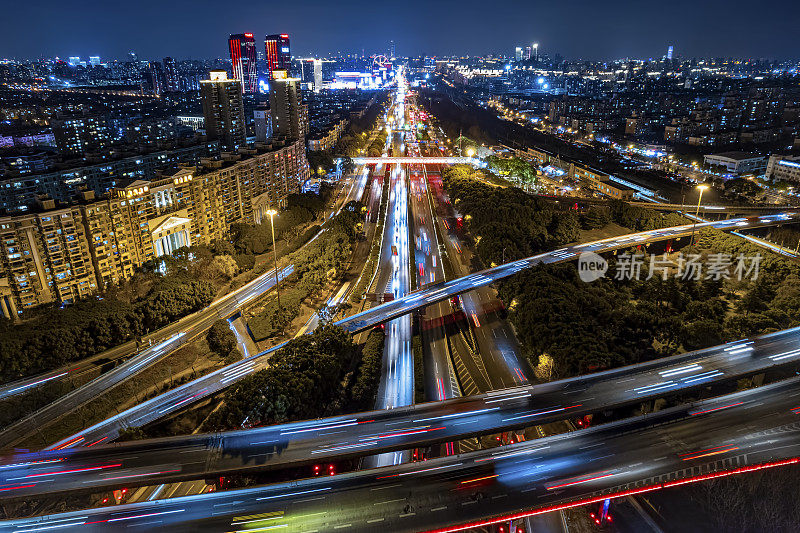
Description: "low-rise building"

(571, 163), (634, 200)
(703, 151), (766, 176)
(307, 117), (348, 151)
(766, 155), (800, 183)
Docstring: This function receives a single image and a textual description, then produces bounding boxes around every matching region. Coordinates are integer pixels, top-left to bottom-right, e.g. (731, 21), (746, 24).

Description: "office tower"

(89, 56), (101, 67)
(515, 47), (523, 62)
(389, 40), (395, 59)
(533, 43), (539, 61)
(524, 46), (532, 60)
(269, 70), (302, 140)
(229, 33), (258, 94)
(146, 61), (165, 95)
(295, 58), (315, 84)
(68, 56), (80, 66)
(254, 106), (272, 142)
(51, 114), (113, 157)
(313, 59), (322, 92)
(201, 70), (246, 150)
(265, 34), (291, 80)
(163, 57), (178, 92)
(667, 45), (674, 60)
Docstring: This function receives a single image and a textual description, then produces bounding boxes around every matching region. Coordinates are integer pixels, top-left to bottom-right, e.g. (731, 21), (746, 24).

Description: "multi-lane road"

(5, 374), (800, 532)
(3, 324), (800, 499)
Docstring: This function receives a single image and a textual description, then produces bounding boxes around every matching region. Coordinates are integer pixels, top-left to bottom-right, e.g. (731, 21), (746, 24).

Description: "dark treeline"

(203, 325), (380, 431)
(498, 227), (800, 379)
(444, 166), (686, 267)
(0, 275), (215, 383)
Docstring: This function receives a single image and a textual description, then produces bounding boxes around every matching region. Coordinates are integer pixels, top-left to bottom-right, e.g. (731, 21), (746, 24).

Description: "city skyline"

(1, 0), (799, 61)
(2, 3), (800, 530)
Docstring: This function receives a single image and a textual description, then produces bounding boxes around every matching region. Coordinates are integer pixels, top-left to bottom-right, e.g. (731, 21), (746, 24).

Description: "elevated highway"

(3, 325), (799, 499)
(4, 376), (800, 532)
(352, 156), (478, 165)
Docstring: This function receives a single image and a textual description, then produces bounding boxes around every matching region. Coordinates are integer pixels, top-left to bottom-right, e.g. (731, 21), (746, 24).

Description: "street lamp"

(265, 209), (281, 310)
(689, 184), (709, 248)
(466, 148), (475, 158)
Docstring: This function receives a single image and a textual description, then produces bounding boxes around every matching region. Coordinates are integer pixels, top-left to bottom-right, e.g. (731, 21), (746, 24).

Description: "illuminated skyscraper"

(201, 70), (246, 150)
(163, 57), (179, 92)
(269, 70), (302, 140)
(667, 45), (674, 60)
(515, 47), (523, 62)
(265, 34), (291, 80)
(313, 59), (322, 92)
(229, 33), (258, 94)
(146, 61), (165, 95)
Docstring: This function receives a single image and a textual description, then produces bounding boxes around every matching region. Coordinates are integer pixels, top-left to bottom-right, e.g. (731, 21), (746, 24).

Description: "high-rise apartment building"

(0, 142), (308, 318)
(515, 47), (523, 62)
(51, 114), (113, 157)
(163, 57), (179, 91)
(313, 59), (323, 92)
(254, 106), (272, 142)
(201, 70), (247, 150)
(146, 61), (165, 95)
(265, 34), (291, 80)
(269, 70), (302, 140)
(228, 33), (258, 94)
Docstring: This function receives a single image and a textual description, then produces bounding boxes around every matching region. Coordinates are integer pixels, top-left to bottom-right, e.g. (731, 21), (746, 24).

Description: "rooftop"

(707, 151), (764, 161)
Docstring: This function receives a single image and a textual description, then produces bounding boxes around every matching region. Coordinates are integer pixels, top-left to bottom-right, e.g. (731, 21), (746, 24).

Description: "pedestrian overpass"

(351, 156), (480, 165)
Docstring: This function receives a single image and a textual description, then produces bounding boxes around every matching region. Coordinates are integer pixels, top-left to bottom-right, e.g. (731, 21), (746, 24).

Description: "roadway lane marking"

(399, 512), (416, 517)
(333, 524), (352, 529)
(366, 518), (384, 523)
(375, 499), (404, 505)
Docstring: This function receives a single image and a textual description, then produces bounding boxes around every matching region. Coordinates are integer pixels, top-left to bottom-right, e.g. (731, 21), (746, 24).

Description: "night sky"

(2, 0), (798, 61)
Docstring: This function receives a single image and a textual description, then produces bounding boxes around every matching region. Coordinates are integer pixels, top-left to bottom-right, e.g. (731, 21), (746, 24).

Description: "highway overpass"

(336, 213), (799, 333)
(3, 376), (800, 532)
(352, 156), (479, 165)
(632, 201), (800, 214)
(3, 325), (799, 499)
